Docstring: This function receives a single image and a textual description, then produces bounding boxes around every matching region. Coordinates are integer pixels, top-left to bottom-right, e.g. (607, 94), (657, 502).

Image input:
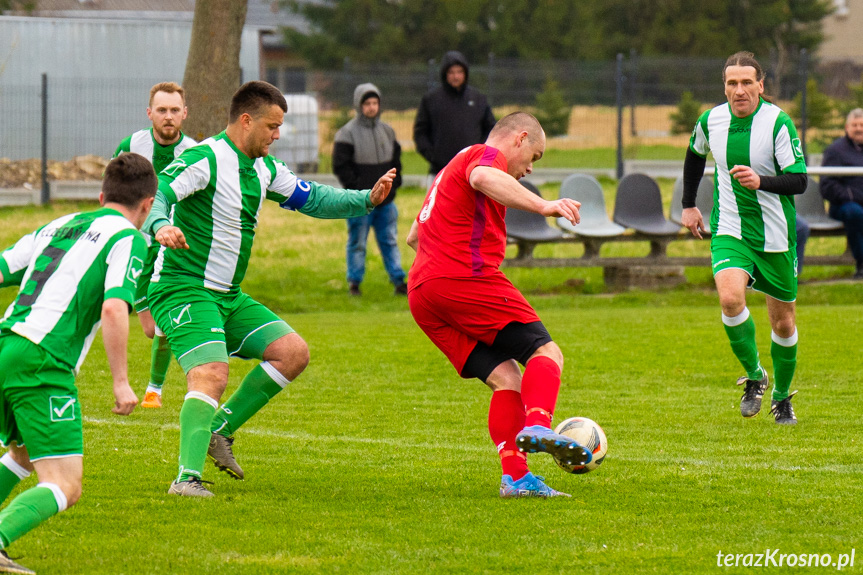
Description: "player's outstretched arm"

(101, 298), (138, 415)
(369, 168), (397, 206)
(469, 166), (581, 225)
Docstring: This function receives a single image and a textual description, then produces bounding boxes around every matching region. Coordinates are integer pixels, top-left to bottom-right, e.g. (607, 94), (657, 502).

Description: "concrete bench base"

(604, 264), (686, 290)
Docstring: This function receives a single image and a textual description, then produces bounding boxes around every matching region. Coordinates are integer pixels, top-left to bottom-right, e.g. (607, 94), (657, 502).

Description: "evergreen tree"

(670, 92), (702, 135)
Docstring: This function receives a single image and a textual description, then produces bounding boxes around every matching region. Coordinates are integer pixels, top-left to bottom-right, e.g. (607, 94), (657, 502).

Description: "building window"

(265, 66), (307, 93)
(835, 0), (849, 17)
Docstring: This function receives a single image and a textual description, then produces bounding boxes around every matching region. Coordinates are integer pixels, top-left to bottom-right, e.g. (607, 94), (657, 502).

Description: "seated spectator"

(820, 108), (863, 279)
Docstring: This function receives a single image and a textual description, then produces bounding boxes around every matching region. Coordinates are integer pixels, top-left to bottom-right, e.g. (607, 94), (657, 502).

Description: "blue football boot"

(500, 472), (571, 498)
(515, 424), (592, 466)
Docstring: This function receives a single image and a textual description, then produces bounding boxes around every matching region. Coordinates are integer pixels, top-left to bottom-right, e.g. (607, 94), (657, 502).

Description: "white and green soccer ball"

(553, 417), (607, 474)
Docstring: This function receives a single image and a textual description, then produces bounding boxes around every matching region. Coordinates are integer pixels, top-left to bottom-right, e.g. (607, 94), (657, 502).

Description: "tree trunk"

(182, 0), (249, 142)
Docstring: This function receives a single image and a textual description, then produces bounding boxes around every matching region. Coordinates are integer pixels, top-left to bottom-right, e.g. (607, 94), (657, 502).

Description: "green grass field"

(0, 191), (860, 574)
(318, 145), (685, 175)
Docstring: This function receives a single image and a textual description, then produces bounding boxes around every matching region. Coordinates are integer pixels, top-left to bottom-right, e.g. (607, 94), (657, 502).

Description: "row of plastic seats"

(506, 173), (844, 245)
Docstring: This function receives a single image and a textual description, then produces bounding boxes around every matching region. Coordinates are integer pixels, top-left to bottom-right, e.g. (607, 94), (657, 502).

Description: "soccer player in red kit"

(406, 112), (589, 498)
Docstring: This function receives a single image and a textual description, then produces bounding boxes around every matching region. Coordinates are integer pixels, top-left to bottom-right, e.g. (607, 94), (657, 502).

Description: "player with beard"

(114, 82), (197, 409)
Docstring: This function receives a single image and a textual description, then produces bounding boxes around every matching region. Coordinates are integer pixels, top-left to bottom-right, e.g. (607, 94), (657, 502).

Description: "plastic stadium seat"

(797, 177), (844, 231)
(556, 174), (625, 237)
(505, 181), (567, 258)
(613, 174), (682, 235)
(670, 175), (715, 233)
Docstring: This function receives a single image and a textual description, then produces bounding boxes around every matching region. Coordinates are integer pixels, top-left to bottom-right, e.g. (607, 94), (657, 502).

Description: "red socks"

(488, 390), (527, 480)
(521, 356), (561, 428)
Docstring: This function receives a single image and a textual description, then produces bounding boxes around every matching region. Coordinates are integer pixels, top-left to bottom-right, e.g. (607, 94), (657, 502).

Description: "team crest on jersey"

(162, 158), (187, 177)
(49, 396), (76, 422)
(169, 303), (193, 328)
(126, 256), (144, 286)
(792, 138), (804, 158)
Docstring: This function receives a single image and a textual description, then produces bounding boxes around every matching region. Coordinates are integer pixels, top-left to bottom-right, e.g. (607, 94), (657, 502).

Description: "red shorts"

(408, 273), (541, 375)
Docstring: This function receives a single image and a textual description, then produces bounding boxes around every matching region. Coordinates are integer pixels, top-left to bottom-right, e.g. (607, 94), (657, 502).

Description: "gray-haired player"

(681, 51), (806, 425)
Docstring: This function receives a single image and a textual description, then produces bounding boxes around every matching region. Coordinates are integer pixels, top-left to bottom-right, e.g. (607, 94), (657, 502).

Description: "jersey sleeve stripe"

(104, 286), (134, 304)
(104, 234), (134, 293)
(479, 147), (499, 167)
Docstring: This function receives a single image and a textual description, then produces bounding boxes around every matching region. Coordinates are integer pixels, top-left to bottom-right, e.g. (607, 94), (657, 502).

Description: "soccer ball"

(553, 417), (607, 474)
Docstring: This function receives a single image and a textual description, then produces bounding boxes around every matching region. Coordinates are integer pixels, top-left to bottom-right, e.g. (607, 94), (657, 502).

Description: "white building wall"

(0, 16), (260, 159)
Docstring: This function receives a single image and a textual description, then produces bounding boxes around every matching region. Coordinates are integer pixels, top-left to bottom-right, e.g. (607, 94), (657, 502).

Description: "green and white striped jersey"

(0, 208), (147, 372)
(114, 128), (198, 174)
(690, 99), (807, 253)
(149, 131), (374, 292)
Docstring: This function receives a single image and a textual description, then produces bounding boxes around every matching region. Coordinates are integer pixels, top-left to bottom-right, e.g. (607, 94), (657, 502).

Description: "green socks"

(0, 454), (30, 505)
(0, 484), (63, 548)
(177, 392), (218, 482)
(722, 308), (764, 380)
(148, 334), (172, 391)
(211, 362), (288, 438)
(771, 329), (798, 401)
(722, 309), (798, 400)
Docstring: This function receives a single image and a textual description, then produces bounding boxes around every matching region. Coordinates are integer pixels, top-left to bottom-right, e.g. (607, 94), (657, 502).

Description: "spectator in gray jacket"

(333, 83), (407, 295)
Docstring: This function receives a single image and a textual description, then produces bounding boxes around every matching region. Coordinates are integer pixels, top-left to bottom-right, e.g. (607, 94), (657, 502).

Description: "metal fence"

(1, 52), (819, 192)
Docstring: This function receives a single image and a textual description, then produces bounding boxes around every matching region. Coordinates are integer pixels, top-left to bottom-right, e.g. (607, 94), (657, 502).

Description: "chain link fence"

(1, 51), (827, 195)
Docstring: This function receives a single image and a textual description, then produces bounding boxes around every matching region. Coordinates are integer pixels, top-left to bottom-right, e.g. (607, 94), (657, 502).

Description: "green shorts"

(0, 334), (82, 460)
(711, 235), (797, 302)
(148, 282), (294, 373)
(133, 242), (162, 313)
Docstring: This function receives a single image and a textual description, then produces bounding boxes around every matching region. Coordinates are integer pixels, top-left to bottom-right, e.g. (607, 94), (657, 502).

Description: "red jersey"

(410, 144), (509, 288)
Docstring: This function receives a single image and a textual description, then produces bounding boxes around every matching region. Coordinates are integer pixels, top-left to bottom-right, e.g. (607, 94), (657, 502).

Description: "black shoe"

(737, 372), (769, 418)
(393, 282), (408, 295)
(770, 391), (798, 425)
(168, 476), (215, 498)
(208, 433), (244, 480)
(854, 264), (863, 280)
(348, 283), (361, 296)
(0, 550), (34, 574)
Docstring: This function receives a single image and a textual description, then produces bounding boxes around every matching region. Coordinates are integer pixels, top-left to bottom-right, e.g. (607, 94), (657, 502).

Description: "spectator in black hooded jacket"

(413, 51), (497, 180)
(333, 83), (407, 296)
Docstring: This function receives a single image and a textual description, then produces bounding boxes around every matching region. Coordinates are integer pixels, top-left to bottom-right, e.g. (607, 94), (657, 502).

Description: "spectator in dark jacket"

(413, 51), (497, 179)
(333, 83), (407, 296)
(820, 108), (863, 279)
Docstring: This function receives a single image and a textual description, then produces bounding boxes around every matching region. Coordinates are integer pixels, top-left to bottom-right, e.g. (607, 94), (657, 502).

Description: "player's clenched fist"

(155, 225), (189, 250)
(112, 383), (139, 415)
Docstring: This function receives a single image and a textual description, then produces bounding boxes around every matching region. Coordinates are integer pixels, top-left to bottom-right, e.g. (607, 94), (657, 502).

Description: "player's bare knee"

(771, 318), (796, 338)
(138, 312), (156, 339)
(530, 341), (564, 370)
(719, 296), (746, 318)
(64, 483), (82, 508)
(292, 338), (310, 371)
(265, 334), (309, 378)
(485, 359), (521, 392)
(8, 444), (35, 472)
(187, 362), (229, 398)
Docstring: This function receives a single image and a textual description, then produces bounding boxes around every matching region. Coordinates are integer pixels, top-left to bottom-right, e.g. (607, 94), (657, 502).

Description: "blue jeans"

(796, 216), (810, 275)
(829, 201), (863, 266)
(346, 201), (406, 285)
